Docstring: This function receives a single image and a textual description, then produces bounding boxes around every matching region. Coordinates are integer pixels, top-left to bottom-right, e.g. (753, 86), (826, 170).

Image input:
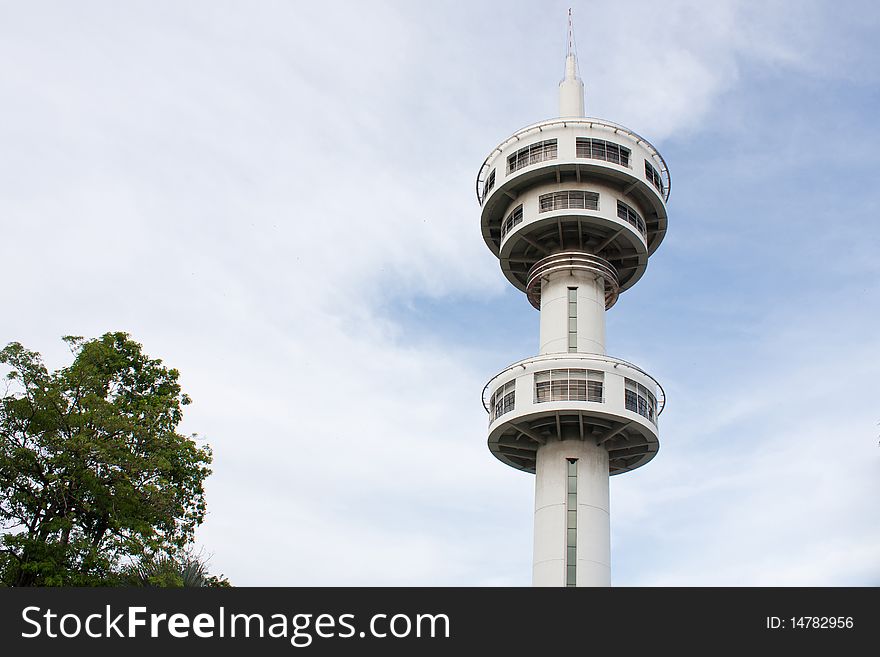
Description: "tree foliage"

(117, 549), (230, 588)
(0, 332), (215, 586)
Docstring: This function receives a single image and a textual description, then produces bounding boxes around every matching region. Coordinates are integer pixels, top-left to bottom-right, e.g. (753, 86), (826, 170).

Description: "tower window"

(534, 369), (604, 403)
(507, 139), (557, 174)
(624, 378), (657, 424)
(616, 200), (647, 239)
(482, 168), (495, 200)
(566, 458), (578, 587)
(568, 288), (577, 352)
(501, 204), (523, 240)
(644, 161), (665, 196)
(576, 137), (631, 167)
(490, 380), (516, 422)
(538, 190), (599, 212)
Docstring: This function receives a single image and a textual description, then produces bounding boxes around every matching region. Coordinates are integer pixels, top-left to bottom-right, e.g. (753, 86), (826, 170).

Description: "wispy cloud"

(1, 0), (877, 585)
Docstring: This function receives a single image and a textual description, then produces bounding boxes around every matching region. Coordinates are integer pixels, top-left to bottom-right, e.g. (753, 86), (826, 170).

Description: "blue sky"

(1, 0), (878, 585)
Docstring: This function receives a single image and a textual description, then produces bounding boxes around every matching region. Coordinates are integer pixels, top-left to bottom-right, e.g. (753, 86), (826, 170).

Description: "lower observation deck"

(483, 353), (665, 475)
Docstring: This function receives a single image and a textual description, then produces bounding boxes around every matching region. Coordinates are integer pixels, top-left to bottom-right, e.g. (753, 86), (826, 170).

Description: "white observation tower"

(477, 13), (670, 587)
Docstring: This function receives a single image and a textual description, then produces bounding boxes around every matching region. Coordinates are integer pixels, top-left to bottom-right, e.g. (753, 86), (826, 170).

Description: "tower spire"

(559, 8), (585, 117)
(567, 7), (575, 58)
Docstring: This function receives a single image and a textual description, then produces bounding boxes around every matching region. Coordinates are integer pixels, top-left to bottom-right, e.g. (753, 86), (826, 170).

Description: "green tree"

(0, 332), (214, 586)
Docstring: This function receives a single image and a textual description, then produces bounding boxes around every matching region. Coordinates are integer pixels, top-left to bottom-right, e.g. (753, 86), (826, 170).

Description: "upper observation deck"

(475, 118), (670, 295)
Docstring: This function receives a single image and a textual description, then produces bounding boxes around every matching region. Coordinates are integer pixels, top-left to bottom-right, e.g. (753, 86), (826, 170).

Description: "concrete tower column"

(533, 438), (610, 587)
(539, 269), (606, 355)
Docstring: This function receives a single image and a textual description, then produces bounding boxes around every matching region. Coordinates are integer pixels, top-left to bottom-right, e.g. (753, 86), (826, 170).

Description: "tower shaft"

(534, 438), (610, 586)
(539, 269), (606, 356)
(534, 265), (610, 586)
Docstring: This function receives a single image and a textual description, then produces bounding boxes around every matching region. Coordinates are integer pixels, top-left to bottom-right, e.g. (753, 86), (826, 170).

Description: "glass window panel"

(568, 493), (577, 508)
(567, 510), (577, 528)
(483, 169), (495, 198)
(551, 380), (567, 400)
(568, 334), (577, 349)
(609, 146), (620, 165)
(567, 528), (577, 545)
(570, 380), (587, 400)
(568, 475), (577, 494)
(567, 546), (577, 564)
(535, 382), (550, 403)
(568, 317), (578, 331)
(645, 161), (664, 193)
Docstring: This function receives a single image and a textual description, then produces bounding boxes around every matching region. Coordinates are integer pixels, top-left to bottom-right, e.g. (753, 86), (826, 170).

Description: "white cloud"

(613, 314), (880, 586)
(1, 0), (877, 585)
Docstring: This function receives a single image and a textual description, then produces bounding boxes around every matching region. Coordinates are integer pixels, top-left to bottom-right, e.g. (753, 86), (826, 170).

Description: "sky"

(1, 0), (878, 586)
